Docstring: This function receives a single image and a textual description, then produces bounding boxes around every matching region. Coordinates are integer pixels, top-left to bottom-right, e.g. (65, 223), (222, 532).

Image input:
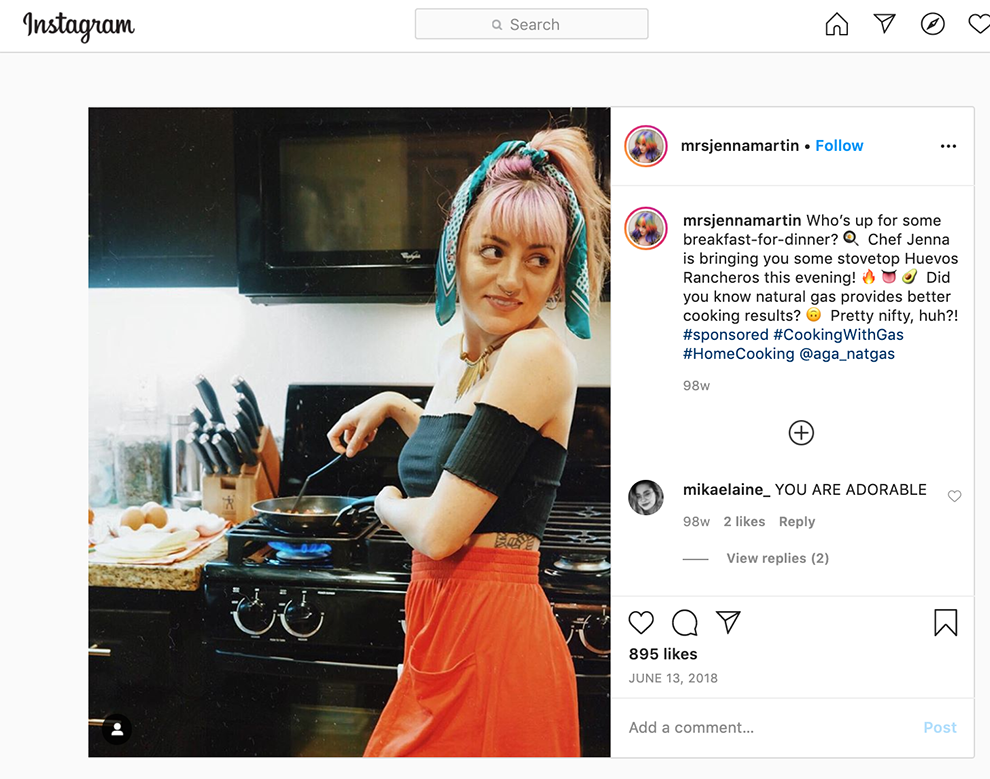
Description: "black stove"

(201, 384), (610, 755)
(204, 500), (610, 657)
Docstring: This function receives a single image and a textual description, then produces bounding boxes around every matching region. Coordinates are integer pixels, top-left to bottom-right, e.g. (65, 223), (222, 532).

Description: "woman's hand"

(375, 485), (404, 528)
(327, 393), (394, 457)
(327, 392), (424, 456)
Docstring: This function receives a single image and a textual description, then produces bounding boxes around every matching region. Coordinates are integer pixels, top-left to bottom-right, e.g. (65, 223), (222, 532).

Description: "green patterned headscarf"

(436, 140), (592, 339)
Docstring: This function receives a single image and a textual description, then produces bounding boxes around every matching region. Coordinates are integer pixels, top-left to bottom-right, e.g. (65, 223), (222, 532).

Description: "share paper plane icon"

(717, 611), (741, 635)
(875, 14), (895, 34)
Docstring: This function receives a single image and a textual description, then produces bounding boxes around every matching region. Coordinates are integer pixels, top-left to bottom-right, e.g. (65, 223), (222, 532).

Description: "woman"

(630, 129), (661, 163)
(327, 128), (608, 757)
(630, 210), (662, 247)
(629, 480), (663, 515)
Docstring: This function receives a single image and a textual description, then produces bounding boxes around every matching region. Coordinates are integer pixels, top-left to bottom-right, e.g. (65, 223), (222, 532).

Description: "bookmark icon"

(934, 609), (958, 637)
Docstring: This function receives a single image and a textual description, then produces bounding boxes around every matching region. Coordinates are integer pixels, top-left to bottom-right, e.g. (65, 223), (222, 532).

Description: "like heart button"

(970, 14), (990, 34)
(948, 490), (962, 502)
(628, 610), (655, 635)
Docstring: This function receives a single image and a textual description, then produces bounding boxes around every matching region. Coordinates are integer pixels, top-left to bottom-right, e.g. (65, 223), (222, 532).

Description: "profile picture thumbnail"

(629, 480), (664, 515)
(625, 207), (667, 249)
(624, 125), (667, 166)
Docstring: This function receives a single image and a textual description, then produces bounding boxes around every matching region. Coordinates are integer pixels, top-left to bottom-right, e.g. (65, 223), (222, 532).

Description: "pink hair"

(456, 128), (610, 309)
(467, 158), (569, 286)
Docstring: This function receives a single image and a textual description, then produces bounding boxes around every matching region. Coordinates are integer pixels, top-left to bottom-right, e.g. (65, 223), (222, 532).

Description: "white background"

(3, 1), (987, 775)
(610, 107), (976, 757)
(4, 2), (990, 52)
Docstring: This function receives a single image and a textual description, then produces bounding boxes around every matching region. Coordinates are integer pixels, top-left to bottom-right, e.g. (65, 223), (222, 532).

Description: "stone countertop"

(89, 536), (227, 591)
(88, 507), (227, 591)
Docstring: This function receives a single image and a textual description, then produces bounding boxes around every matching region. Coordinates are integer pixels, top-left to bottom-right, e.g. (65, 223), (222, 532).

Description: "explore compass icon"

(921, 13), (945, 36)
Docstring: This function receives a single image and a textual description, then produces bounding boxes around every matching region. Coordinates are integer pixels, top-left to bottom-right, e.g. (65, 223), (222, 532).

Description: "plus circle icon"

(788, 420), (815, 446)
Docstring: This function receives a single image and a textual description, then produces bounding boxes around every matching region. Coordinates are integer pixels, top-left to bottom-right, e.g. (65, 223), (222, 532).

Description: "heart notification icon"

(628, 610), (655, 635)
(970, 14), (990, 34)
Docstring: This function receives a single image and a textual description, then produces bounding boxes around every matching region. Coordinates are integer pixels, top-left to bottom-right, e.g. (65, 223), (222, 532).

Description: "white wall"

(89, 287), (610, 437)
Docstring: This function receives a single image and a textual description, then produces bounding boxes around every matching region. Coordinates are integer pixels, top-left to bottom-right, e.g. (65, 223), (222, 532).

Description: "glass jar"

(168, 413), (202, 505)
(113, 408), (168, 507)
(88, 432), (116, 507)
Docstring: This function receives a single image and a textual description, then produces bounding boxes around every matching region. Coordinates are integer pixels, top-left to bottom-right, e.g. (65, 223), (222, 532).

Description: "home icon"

(826, 13), (849, 36)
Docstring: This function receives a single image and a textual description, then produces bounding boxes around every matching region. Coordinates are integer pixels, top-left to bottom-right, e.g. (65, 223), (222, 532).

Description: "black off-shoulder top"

(397, 403), (567, 540)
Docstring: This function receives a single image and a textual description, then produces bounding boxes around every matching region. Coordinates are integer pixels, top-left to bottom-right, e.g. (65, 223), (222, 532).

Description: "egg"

(142, 502), (168, 528)
(120, 506), (145, 531)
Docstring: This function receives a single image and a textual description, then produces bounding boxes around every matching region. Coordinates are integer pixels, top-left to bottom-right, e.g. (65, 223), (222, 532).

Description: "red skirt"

(364, 546), (580, 757)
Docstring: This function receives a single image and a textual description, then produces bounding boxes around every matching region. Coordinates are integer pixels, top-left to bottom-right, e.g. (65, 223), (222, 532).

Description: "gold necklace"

(456, 334), (510, 400)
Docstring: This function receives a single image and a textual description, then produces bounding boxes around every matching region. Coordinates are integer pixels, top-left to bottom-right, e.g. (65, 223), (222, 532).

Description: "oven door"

(201, 647), (609, 757)
(202, 647), (399, 757)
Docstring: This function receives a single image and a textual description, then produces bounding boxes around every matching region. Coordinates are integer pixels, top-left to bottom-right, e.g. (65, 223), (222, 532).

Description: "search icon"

(492, 19), (502, 30)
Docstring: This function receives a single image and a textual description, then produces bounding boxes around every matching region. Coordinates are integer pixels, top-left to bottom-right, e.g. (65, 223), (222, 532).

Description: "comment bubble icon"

(672, 609), (699, 636)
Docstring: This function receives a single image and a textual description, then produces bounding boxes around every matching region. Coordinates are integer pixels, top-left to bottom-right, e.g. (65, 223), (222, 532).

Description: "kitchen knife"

(233, 407), (259, 450)
(212, 433), (242, 476)
(188, 421), (203, 438)
(195, 375), (225, 424)
(189, 406), (208, 428)
(232, 426), (259, 467)
(214, 423), (240, 458)
(187, 434), (215, 475)
(199, 433), (226, 474)
(234, 394), (261, 438)
(231, 375), (263, 427)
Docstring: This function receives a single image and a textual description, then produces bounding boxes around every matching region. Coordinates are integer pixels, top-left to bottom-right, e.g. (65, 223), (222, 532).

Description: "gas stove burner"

(269, 541), (333, 563)
(574, 505), (606, 518)
(564, 529), (609, 545)
(552, 553), (611, 573)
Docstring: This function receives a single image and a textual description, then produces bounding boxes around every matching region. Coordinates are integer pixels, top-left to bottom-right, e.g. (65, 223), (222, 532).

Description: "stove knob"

(233, 596), (276, 636)
(281, 599), (324, 639)
(578, 614), (610, 655)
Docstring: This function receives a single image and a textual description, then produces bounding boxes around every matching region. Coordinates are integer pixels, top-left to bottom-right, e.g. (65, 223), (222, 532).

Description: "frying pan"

(252, 495), (377, 535)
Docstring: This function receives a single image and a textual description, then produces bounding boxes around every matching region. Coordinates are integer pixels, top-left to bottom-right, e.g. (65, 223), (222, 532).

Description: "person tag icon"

(101, 713), (132, 744)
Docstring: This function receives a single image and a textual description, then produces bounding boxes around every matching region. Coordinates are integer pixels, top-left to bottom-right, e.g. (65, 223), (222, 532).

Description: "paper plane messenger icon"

(875, 14), (895, 34)
(717, 611), (740, 635)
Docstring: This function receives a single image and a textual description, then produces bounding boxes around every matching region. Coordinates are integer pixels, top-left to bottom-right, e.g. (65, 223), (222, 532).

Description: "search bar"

(415, 8), (648, 40)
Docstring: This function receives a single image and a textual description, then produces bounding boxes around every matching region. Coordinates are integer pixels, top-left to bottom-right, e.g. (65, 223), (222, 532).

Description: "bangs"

(636, 213), (657, 231)
(470, 180), (568, 260)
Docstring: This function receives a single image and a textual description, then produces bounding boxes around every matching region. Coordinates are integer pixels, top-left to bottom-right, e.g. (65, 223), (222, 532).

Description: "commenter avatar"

(629, 480), (664, 515)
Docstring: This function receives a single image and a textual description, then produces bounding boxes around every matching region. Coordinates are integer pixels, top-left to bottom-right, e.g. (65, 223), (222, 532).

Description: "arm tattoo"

(493, 532), (538, 550)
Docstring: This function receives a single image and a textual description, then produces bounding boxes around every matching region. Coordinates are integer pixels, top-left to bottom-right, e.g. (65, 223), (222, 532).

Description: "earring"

(546, 287), (562, 309)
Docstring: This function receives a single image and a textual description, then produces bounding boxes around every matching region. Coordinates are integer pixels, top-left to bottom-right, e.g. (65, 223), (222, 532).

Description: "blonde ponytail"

(528, 127), (610, 311)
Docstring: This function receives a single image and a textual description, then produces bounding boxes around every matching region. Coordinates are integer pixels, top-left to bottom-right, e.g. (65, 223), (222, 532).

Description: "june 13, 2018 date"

(628, 651), (719, 684)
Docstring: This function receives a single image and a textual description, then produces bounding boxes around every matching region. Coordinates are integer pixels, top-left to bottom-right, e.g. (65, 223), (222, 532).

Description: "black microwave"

(233, 108), (610, 303)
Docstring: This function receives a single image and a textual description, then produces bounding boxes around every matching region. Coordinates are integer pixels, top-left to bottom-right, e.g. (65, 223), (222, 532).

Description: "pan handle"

(330, 495), (379, 528)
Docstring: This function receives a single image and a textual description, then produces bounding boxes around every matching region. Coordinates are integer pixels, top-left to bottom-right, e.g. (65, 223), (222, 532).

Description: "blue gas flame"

(270, 542), (332, 556)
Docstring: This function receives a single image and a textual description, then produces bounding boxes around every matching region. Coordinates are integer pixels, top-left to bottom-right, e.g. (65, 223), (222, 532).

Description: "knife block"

(202, 425), (281, 524)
